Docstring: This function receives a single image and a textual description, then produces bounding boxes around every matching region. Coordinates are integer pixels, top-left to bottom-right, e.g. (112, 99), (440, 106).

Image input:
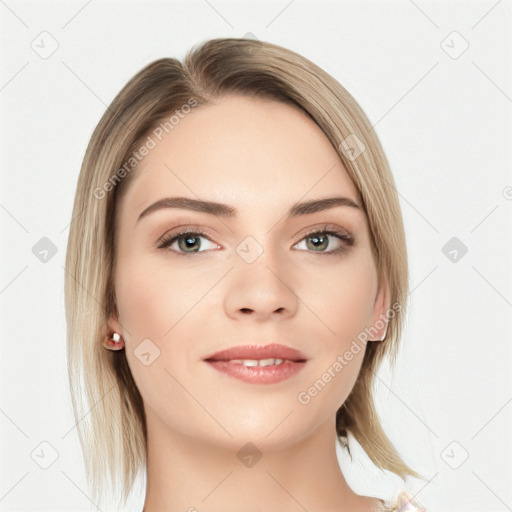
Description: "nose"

(223, 253), (299, 322)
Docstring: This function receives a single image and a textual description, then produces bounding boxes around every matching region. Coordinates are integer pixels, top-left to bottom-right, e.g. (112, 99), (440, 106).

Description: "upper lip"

(204, 343), (308, 362)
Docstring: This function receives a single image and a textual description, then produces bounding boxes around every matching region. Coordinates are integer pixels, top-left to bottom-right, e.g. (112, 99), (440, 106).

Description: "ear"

(106, 304), (124, 337)
(369, 275), (391, 341)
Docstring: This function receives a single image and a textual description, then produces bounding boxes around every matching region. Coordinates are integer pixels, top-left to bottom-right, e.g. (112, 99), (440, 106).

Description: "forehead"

(120, 94), (360, 221)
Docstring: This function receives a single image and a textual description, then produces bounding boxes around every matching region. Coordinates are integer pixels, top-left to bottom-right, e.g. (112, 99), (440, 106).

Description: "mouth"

(203, 343), (308, 384)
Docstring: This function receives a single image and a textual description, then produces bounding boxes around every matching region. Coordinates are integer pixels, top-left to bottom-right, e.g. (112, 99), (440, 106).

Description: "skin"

(108, 94), (390, 512)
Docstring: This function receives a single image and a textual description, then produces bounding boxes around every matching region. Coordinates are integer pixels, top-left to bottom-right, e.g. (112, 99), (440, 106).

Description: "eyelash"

(157, 224), (354, 258)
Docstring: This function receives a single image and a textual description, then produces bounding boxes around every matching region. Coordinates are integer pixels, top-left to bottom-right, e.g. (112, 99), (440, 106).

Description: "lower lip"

(205, 360), (307, 384)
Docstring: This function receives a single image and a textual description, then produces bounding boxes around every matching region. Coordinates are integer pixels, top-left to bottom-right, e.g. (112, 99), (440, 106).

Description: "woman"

(65, 37), (427, 511)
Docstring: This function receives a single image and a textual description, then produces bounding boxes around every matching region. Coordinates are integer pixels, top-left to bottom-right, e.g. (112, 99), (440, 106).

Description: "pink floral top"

(378, 490), (426, 511)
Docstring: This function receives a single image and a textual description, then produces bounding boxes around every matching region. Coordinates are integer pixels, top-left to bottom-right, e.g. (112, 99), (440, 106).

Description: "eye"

(157, 229), (219, 256)
(293, 225), (354, 255)
(157, 224), (354, 257)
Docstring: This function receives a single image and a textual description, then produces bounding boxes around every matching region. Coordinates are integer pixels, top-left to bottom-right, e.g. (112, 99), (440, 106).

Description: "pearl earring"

(103, 332), (124, 350)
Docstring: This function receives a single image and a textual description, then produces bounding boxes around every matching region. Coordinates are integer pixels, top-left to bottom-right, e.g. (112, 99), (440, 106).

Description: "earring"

(103, 332), (124, 350)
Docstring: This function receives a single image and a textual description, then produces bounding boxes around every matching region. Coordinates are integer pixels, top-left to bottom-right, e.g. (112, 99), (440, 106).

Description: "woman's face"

(108, 94), (389, 450)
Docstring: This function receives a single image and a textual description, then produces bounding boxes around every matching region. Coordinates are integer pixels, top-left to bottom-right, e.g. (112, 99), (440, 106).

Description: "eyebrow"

(137, 195), (361, 223)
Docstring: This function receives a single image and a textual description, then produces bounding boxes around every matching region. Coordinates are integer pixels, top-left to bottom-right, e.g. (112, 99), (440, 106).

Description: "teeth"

(229, 358), (287, 366)
(260, 358), (282, 366)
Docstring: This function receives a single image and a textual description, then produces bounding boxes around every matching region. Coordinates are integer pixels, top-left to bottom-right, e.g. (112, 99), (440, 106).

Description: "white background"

(1, 0), (511, 510)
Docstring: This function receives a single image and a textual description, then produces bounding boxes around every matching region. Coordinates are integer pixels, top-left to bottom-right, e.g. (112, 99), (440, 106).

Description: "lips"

(203, 343), (308, 384)
(203, 343), (308, 362)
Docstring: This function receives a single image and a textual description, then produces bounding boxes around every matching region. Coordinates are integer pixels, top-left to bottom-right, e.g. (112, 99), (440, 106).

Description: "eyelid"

(297, 223), (353, 240)
(156, 225), (216, 246)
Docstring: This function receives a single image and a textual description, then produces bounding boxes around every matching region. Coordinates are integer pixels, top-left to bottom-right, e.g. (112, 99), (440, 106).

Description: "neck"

(141, 410), (379, 512)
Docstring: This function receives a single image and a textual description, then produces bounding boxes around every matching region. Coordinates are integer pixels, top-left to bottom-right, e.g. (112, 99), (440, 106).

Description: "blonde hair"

(64, 37), (425, 508)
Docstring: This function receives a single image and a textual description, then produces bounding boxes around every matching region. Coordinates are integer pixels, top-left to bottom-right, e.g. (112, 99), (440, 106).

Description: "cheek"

(291, 256), (377, 415)
(304, 255), (378, 344)
(115, 258), (168, 340)
(114, 254), (204, 422)
(115, 252), (208, 341)
(114, 250), (216, 377)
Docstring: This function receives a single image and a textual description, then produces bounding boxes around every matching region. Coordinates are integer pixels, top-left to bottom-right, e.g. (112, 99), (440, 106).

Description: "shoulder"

(378, 490), (426, 511)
